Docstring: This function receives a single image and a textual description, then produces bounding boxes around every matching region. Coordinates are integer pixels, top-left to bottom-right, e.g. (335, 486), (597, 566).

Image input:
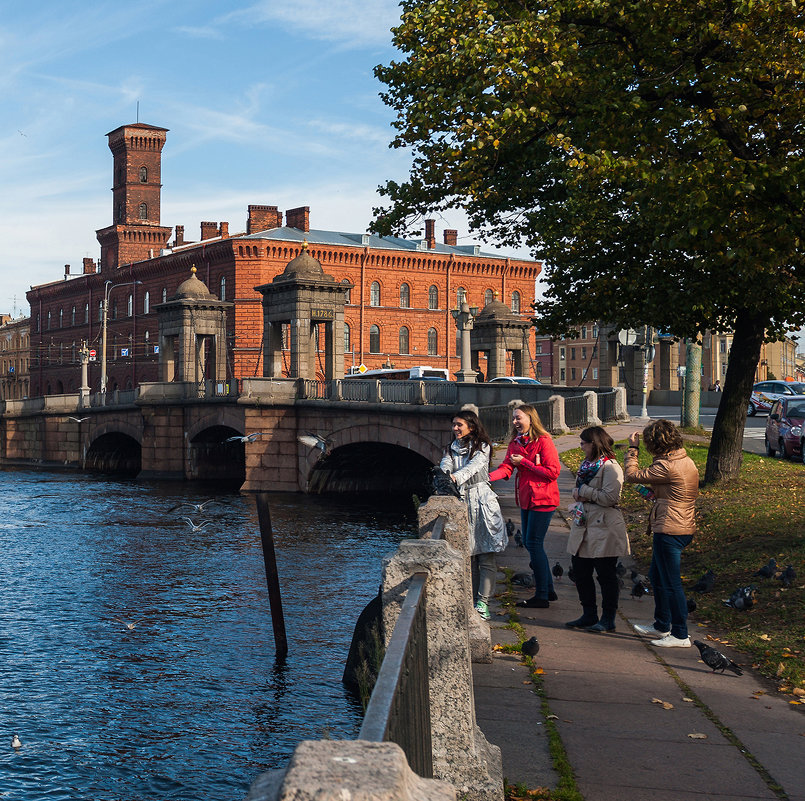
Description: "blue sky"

(2, 0), (529, 318)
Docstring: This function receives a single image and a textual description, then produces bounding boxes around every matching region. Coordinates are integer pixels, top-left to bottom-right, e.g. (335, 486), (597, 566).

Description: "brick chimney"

(425, 218), (436, 249)
(247, 205), (282, 234)
(443, 229), (458, 246)
(200, 221), (218, 240)
(286, 206), (310, 233)
(64, 264), (71, 277)
(83, 257), (96, 274)
(174, 225), (185, 247)
(219, 221), (229, 238)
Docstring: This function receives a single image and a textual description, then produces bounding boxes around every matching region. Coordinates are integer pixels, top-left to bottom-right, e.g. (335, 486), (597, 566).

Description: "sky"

(1, 0), (533, 319)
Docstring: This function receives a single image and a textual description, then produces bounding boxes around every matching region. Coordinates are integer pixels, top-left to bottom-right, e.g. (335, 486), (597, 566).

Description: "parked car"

(487, 376), (542, 384)
(764, 397), (805, 460)
(748, 380), (805, 416)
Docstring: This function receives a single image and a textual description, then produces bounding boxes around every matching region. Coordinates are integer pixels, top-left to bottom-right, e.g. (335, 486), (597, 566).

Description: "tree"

(373, 0), (805, 483)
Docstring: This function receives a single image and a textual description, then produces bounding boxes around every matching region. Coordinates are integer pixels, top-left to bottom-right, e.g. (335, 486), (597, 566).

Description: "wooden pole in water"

(255, 493), (288, 660)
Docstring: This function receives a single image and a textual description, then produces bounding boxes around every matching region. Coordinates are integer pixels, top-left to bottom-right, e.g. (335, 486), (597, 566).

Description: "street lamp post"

(451, 299), (480, 382)
(100, 279), (141, 402)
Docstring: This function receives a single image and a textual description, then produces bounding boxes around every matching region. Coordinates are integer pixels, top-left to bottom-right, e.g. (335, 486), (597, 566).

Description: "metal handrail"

(359, 572), (433, 778)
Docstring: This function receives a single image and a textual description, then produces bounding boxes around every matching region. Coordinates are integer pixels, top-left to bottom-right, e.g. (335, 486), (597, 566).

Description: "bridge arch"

(186, 411), (248, 487)
(85, 427), (142, 477)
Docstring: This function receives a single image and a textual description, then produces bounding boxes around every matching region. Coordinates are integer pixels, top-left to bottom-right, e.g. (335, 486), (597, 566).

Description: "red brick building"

(27, 123), (542, 396)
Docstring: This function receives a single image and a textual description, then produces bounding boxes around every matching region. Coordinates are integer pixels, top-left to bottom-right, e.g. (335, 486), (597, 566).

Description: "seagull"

(297, 432), (331, 453)
(693, 640), (743, 675)
(752, 558), (777, 579)
(169, 500), (216, 514)
(11, 734), (21, 749)
(225, 432), (265, 443)
(68, 416), (89, 423)
(552, 562), (564, 580)
(182, 517), (212, 533)
(521, 636), (540, 658)
(114, 617), (143, 631)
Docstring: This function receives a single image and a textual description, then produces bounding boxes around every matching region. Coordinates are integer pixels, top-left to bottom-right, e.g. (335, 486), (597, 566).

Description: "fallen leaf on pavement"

(682, 697), (694, 703)
(546, 714), (558, 720)
(688, 733), (707, 739)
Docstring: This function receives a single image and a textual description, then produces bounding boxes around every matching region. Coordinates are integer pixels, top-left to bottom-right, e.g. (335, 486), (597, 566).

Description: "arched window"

(145, 330), (150, 344)
(139, 166), (147, 182)
(112, 301), (118, 320)
(84, 303), (89, 323)
(58, 309), (63, 328)
(71, 306), (76, 326)
(47, 311), (51, 330)
(143, 292), (150, 314)
(36, 314), (40, 333)
(511, 290), (521, 313)
(220, 276), (226, 301)
(370, 281), (381, 307)
(484, 289), (494, 306)
(98, 300), (103, 321)
(162, 287), (167, 303)
(71, 342), (76, 363)
(127, 294), (133, 317)
(344, 323), (351, 354)
(399, 283), (410, 308)
(455, 328), (461, 357)
(427, 327), (438, 356)
(343, 283), (351, 304)
(428, 285), (439, 310)
(138, 202), (147, 220)
(456, 287), (467, 305)
(369, 324), (380, 353)
(399, 327), (410, 354)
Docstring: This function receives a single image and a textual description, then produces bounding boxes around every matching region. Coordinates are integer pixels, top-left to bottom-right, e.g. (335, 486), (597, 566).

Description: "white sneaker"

(651, 635), (691, 648)
(633, 623), (669, 638)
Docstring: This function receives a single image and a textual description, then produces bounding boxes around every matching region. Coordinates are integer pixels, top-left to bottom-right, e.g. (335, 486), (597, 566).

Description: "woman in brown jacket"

(624, 419), (699, 648)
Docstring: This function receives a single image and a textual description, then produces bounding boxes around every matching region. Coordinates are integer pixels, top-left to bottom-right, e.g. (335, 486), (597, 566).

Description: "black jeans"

(571, 554), (620, 623)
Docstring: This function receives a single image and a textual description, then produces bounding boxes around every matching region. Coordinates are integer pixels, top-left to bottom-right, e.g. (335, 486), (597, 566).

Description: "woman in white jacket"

(440, 409), (507, 620)
(566, 426), (630, 633)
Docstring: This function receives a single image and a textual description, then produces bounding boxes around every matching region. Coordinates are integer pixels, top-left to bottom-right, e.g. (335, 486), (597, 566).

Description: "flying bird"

(182, 517), (212, 533)
(68, 416), (89, 423)
(690, 569), (716, 593)
(752, 558), (777, 579)
(297, 432), (331, 453)
(780, 564), (797, 588)
(169, 500), (216, 514)
(724, 585), (757, 611)
(514, 529), (524, 548)
(693, 640), (743, 675)
(552, 562), (564, 580)
(114, 617), (143, 632)
(225, 432), (265, 443)
(11, 734), (21, 749)
(521, 636), (540, 658)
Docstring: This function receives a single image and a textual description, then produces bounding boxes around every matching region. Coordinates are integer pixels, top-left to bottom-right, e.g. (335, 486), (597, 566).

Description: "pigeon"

(690, 569), (716, 593)
(521, 636), (540, 658)
(552, 562), (564, 580)
(182, 517), (212, 533)
(631, 580), (650, 599)
(724, 585), (757, 611)
(298, 432), (331, 453)
(506, 519), (515, 538)
(693, 640), (743, 675)
(428, 467), (462, 498)
(512, 572), (535, 588)
(225, 432), (265, 443)
(615, 561), (627, 578)
(514, 529), (524, 548)
(687, 597), (697, 614)
(780, 564), (797, 588)
(752, 558), (777, 579)
(169, 500), (216, 514)
(630, 569), (649, 586)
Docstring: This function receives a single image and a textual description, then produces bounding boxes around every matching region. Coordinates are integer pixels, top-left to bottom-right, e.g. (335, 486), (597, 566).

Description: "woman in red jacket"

(489, 404), (561, 608)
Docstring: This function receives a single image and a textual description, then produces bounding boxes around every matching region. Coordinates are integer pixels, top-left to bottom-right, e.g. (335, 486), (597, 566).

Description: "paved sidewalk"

(474, 418), (805, 801)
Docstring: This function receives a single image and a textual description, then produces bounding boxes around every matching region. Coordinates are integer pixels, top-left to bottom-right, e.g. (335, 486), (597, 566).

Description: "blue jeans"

(520, 509), (555, 600)
(649, 533), (693, 639)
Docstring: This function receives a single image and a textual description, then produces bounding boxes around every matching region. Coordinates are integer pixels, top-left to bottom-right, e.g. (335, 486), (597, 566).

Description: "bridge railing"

(563, 394), (588, 428)
(296, 379), (458, 405)
(597, 389), (618, 422)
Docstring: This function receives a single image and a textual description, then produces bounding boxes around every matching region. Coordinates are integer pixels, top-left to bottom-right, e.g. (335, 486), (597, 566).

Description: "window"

(456, 287), (467, 305)
(593, 367), (598, 380)
(399, 327), (409, 354)
(369, 324), (380, 353)
(399, 283), (410, 308)
(138, 203), (147, 220)
(98, 300), (103, 321)
(428, 285), (439, 310)
(112, 302), (118, 320)
(593, 324), (599, 339)
(59, 309), (63, 328)
(144, 292), (150, 314)
(582, 346), (587, 360)
(560, 368), (566, 382)
(220, 277), (226, 301)
(344, 323), (351, 354)
(535, 343), (543, 354)
(145, 330), (150, 344)
(511, 290), (521, 313)
(571, 347), (576, 360)
(47, 311), (51, 330)
(127, 294), (133, 317)
(370, 281), (381, 307)
(427, 327), (438, 356)
(580, 325), (587, 339)
(455, 329), (461, 357)
(560, 347), (566, 360)
(139, 166), (147, 182)
(162, 287), (167, 304)
(571, 367), (577, 380)
(344, 284), (351, 304)
(36, 314), (40, 333)
(720, 339), (727, 353)
(484, 289), (494, 306)
(71, 342), (76, 363)
(71, 306), (76, 326)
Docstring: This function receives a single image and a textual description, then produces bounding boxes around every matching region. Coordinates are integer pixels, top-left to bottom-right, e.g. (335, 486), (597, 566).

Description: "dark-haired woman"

(624, 419), (699, 648)
(566, 426), (629, 633)
(440, 410), (507, 621)
(489, 404), (561, 608)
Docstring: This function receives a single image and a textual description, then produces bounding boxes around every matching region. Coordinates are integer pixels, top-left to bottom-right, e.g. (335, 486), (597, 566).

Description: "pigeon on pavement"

(693, 640), (743, 675)
(514, 529), (524, 548)
(552, 562), (564, 580)
(521, 636), (540, 658)
(690, 569), (716, 593)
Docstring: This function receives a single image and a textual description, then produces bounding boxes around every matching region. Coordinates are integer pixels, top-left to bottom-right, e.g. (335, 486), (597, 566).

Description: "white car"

(487, 376), (542, 384)
(748, 380), (805, 416)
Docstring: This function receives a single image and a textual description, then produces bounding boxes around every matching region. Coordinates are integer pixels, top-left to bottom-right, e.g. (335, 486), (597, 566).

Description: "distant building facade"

(0, 316), (31, 399)
(26, 123), (542, 397)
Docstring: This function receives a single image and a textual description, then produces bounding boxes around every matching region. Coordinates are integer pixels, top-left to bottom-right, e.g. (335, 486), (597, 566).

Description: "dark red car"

(764, 397), (805, 460)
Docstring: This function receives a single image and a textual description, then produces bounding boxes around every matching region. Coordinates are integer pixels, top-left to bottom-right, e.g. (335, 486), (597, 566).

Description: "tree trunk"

(682, 340), (702, 428)
(704, 310), (766, 484)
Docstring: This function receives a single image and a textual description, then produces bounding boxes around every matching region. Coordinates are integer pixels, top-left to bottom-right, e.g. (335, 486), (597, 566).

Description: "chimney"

(64, 264), (71, 278)
(425, 218), (436, 249)
(247, 204), (281, 234)
(286, 206), (310, 233)
(219, 221), (229, 238)
(83, 258), (96, 274)
(443, 229), (458, 246)
(175, 225), (185, 247)
(200, 221), (218, 240)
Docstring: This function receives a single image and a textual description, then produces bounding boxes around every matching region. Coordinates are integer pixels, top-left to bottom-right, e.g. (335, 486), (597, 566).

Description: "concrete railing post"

(382, 537), (503, 801)
(246, 740), (455, 801)
(548, 393), (567, 434)
(613, 386), (629, 420)
(584, 390), (602, 426)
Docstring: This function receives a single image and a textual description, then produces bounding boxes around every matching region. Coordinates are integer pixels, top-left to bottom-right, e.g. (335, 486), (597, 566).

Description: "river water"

(0, 468), (415, 800)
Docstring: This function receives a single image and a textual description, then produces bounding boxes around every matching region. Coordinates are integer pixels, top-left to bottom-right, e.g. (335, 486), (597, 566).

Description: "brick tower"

(95, 123), (173, 271)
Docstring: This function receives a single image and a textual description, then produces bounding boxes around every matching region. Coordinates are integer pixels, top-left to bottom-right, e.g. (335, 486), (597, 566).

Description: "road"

(628, 405), (769, 456)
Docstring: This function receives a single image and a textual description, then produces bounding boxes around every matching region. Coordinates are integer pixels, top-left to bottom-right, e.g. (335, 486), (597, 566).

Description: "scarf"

(575, 455), (609, 488)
